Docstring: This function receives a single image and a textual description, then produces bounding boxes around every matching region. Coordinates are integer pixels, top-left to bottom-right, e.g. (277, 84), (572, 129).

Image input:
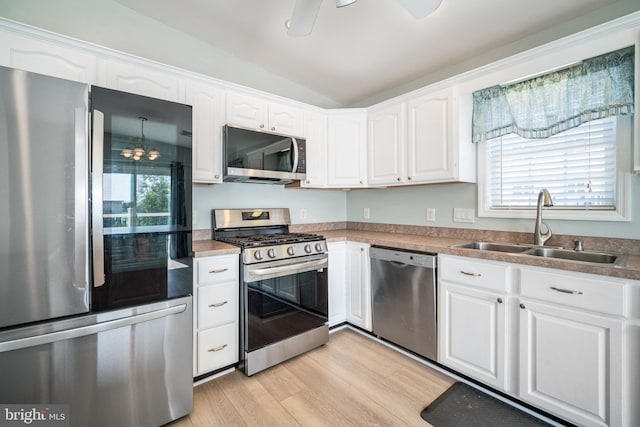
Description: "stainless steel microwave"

(223, 124), (306, 185)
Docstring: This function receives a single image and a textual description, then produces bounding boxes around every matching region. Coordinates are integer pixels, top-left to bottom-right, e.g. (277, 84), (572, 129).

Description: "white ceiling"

(109, 0), (618, 106)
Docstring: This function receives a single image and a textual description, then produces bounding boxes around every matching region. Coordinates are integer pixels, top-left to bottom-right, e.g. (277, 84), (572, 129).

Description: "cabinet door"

(327, 242), (347, 326)
(439, 283), (508, 390)
(187, 81), (225, 183)
(302, 110), (328, 187)
(368, 103), (406, 186)
(519, 299), (622, 427)
(268, 102), (302, 136)
(103, 59), (184, 102)
(226, 92), (267, 130)
(327, 111), (367, 187)
(346, 243), (371, 331)
(0, 34), (97, 84)
(407, 87), (455, 182)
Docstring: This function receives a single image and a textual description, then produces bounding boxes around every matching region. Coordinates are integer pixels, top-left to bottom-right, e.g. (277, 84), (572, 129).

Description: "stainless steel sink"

(523, 247), (625, 265)
(454, 241), (531, 253)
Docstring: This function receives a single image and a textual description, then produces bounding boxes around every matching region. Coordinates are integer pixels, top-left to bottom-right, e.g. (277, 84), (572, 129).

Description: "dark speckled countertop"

(192, 223), (640, 281)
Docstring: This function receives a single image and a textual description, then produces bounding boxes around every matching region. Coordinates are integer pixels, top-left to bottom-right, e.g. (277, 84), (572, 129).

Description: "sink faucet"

(534, 188), (553, 246)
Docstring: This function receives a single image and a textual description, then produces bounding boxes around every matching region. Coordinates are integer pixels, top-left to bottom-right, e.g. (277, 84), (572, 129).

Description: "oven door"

(243, 255), (328, 353)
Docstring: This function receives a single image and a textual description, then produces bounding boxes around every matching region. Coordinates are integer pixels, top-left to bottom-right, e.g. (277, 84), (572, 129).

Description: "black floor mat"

(420, 382), (554, 427)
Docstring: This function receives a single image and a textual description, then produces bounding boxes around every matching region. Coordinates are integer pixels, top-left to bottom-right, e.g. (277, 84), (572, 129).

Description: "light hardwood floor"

(169, 329), (454, 426)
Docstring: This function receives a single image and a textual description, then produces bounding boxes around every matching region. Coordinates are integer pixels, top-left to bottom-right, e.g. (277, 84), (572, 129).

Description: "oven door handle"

(248, 257), (327, 278)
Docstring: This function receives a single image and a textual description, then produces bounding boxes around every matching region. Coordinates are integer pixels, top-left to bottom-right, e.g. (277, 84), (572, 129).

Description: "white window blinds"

(486, 117), (617, 209)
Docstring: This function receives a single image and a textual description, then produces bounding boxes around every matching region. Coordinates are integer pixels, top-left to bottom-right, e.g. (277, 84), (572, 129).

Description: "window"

(478, 116), (631, 221)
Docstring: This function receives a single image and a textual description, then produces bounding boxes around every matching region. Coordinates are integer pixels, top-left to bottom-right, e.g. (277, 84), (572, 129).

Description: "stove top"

(212, 208), (328, 264)
(217, 232), (323, 248)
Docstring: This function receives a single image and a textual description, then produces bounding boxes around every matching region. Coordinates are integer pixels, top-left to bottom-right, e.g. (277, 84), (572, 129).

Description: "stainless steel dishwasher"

(370, 246), (437, 360)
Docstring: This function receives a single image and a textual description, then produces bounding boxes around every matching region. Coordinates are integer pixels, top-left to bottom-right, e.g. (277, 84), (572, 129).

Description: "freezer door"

(0, 296), (193, 427)
(0, 66), (90, 329)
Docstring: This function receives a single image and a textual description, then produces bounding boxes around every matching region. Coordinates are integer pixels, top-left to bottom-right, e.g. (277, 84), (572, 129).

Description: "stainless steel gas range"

(212, 208), (329, 376)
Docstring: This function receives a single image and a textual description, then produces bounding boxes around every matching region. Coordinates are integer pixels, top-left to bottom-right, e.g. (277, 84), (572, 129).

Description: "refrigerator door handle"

(0, 303), (187, 353)
(91, 110), (105, 287)
(75, 107), (88, 290)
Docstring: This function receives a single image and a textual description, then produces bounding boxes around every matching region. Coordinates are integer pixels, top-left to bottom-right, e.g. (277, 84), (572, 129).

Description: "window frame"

(477, 116), (632, 221)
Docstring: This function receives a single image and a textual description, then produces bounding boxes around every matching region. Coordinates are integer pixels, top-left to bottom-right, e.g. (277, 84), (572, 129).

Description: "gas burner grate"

(217, 233), (323, 248)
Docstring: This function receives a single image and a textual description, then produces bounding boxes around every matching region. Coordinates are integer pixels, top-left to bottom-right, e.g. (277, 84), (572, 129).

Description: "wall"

(346, 175), (640, 239)
(192, 183), (347, 230)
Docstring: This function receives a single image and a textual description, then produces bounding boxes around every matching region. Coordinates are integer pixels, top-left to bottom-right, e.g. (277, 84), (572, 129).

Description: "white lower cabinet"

(193, 254), (239, 377)
(327, 242), (347, 326)
(327, 241), (371, 331)
(345, 242), (371, 331)
(518, 299), (622, 427)
(438, 254), (635, 427)
(439, 256), (512, 391)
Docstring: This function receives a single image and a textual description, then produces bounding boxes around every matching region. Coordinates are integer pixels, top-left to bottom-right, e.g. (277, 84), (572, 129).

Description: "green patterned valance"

(472, 46), (634, 143)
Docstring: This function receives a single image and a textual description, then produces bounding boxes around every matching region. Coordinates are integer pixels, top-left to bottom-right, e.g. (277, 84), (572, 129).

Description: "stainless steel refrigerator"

(0, 66), (194, 426)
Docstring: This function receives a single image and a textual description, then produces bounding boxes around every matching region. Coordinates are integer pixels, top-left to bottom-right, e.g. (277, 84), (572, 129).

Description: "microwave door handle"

(91, 109), (105, 287)
(291, 137), (299, 173)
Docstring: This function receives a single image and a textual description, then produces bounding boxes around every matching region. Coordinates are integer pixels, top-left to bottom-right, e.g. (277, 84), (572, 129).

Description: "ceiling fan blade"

(396, 0), (442, 19)
(288, 0), (323, 36)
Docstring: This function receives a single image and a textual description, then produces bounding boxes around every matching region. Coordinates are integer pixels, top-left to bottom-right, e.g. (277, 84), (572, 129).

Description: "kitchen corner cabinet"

(438, 255), (512, 391)
(327, 110), (368, 188)
(226, 91), (302, 136)
(345, 242), (372, 331)
(193, 254), (239, 377)
(301, 110), (328, 187)
(327, 242), (347, 326)
(187, 81), (225, 183)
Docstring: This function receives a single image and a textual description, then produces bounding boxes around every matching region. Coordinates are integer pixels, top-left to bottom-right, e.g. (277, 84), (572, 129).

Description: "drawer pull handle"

(460, 270), (481, 277)
(208, 344), (228, 352)
(208, 301), (228, 308)
(550, 286), (583, 295)
(209, 268), (228, 274)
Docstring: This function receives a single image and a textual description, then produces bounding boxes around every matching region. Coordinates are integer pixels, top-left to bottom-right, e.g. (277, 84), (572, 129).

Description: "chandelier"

(120, 117), (161, 161)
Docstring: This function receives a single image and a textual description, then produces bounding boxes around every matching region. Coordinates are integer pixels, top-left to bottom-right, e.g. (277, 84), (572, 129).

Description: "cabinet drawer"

(197, 282), (238, 329)
(439, 255), (510, 292)
(197, 255), (238, 285)
(197, 323), (238, 374)
(519, 268), (625, 316)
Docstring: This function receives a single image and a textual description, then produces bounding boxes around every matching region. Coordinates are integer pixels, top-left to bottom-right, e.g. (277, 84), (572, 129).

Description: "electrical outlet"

(300, 208), (307, 219)
(192, 211), (198, 225)
(425, 208), (436, 222)
(453, 208), (475, 223)
(363, 208), (370, 219)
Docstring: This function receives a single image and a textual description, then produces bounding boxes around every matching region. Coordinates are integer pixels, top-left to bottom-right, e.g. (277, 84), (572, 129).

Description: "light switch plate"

(453, 208), (475, 223)
(363, 208), (370, 219)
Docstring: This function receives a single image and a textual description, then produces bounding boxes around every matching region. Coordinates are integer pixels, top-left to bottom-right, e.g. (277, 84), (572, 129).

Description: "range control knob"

(287, 246), (295, 256)
(254, 250), (263, 261)
(304, 244), (313, 254)
(315, 243), (324, 252)
(267, 248), (276, 258)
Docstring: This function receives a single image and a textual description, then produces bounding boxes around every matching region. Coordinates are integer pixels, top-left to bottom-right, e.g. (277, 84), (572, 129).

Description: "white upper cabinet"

(102, 58), (185, 103)
(187, 80), (225, 184)
(0, 33), (97, 84)
(226, 92), (302, 136)
(367, 103), (406, 186)
(301, 109), (328, 187)
(327, 110), (367, 188)
(406, 86), (475, 184)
